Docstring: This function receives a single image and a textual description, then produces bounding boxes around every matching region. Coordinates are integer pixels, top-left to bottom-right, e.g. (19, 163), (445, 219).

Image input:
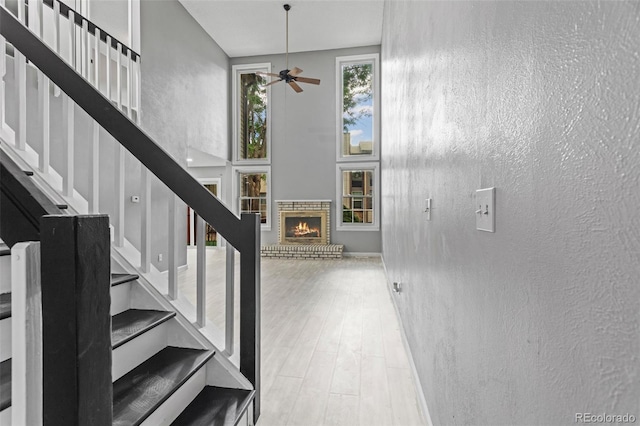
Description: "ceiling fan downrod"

(284, 4), (290, 70)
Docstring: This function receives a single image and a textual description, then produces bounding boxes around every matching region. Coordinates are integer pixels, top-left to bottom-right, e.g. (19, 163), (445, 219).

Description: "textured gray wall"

(381, 1), (640, 424)
(139, 0), (230, 269)
(231, 46), (382, 253)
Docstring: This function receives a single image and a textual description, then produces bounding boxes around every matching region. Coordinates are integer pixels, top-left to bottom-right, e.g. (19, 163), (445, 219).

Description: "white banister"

(196, 216), (206, 327)
(68, 10), (76, 70)
(140, 167), (151, 272)
(168, 194), (179, 300)
(0, 0), (7, 138)
(135, 57), (141, 123)
(62, 94), (74, 196)
(11, 242), (43, 426)
(225, 244), (235, 355)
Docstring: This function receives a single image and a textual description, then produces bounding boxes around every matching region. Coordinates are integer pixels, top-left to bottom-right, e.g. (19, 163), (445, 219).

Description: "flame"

(292, 221), (320, 237)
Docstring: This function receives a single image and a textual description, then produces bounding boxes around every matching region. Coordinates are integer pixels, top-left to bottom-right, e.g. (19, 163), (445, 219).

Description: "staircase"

(0, 1), (260, 425)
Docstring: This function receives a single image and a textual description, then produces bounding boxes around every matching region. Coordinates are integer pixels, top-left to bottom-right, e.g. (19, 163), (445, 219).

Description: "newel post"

(40, 215), (112, 426)
(239, 212), (261, 424)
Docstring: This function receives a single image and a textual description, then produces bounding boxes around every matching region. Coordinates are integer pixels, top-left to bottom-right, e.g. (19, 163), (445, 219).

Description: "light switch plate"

(476, 187), (495, 232)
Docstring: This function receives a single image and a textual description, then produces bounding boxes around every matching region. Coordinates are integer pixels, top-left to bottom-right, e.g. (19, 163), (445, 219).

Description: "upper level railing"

(0, 3), (261, 422)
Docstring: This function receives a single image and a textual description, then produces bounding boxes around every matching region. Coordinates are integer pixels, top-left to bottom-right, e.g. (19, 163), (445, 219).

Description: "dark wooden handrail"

(1, 5), (260, 422)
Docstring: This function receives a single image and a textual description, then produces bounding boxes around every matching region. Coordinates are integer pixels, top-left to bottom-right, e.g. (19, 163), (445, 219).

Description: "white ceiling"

(178, 0), (384, 58)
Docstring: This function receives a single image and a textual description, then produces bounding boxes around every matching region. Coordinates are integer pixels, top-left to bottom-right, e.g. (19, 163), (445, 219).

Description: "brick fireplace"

(261, 200), (344, 259)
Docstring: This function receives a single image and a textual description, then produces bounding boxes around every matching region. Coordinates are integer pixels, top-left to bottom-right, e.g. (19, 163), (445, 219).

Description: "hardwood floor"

(179, 249), (425, 426)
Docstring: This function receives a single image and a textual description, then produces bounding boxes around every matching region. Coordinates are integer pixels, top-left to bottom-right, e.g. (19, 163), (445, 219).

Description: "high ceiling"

(178, 0), (384, 58)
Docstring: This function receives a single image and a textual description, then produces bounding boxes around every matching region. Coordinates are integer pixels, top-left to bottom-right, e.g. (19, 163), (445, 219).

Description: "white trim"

(275, 199), (332, 203)
(336, 53), (380, 162)
(341, 252), (382, 258)
(381, 255), (434, 426)
(231, 63), (271, 165)
(232, 165), (272, 231)
(336, 162), (380, 231)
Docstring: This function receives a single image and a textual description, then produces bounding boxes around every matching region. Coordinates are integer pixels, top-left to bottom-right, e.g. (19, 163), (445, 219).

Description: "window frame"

(335, 53), (380, 162)
(232, 63), (272, 165)
(336, 162), (380, 231)
(232, 165), (272, 231)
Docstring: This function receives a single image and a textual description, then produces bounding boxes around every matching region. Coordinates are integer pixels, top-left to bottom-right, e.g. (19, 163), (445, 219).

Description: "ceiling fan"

(258, 4), (321, 93)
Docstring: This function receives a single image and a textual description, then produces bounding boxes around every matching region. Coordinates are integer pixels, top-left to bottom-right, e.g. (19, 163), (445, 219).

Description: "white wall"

(231, 46), (382, 253)
(381, 1), (640, 424)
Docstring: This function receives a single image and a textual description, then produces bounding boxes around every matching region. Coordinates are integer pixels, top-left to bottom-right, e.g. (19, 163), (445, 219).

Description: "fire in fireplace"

(286, 217), (322, 238)
(279, 209), (328, 244)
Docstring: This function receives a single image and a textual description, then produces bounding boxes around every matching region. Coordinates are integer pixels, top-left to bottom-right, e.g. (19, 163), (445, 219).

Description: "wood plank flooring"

(179, 249), (425, 426)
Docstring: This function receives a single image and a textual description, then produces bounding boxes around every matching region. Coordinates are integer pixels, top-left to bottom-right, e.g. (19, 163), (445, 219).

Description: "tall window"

(336, 54), (379, 160)
(234, 166), (271, 230)
(336, 163), (379, 231)
(233, 64), (271, 164)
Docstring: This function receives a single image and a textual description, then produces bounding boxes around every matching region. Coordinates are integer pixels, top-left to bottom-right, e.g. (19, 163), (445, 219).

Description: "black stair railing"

(0, 5), (261, 423)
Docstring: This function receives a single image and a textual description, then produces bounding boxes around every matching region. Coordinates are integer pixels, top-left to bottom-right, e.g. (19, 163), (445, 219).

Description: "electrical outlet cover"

(476, 187), (495, 232)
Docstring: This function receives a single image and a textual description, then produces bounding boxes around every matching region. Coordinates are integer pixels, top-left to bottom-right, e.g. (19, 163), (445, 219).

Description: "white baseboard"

(342, 252), (382, 258)
(381, 255), (433, 426)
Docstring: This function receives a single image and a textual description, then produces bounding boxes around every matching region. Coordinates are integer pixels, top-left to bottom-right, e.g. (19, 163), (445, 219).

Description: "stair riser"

(111, 283), (131, 316)
(140, 367), (206, 426)
(0, 406), (11, 425)
(0, 256), (10, 294)
(112, 321), (169, 382)
(0, 318), (10, 362)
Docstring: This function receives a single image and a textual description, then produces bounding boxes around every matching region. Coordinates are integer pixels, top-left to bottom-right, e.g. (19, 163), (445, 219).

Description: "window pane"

(341, 62), (373, 157)
(239, 72), (268, 160)
(341, 169), (374, 225)
(239, 172), (268, 223)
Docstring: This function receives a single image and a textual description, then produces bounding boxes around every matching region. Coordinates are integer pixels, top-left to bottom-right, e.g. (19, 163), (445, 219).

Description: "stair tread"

(112, 346), (214, 426)
(0, 244), (9, 256)
(171, 386), (255, 426)
(112, 309), (176, 349)
(111, 273), (139, 287)
(0, 359), (11, 411)
(0, 293), (10, 320)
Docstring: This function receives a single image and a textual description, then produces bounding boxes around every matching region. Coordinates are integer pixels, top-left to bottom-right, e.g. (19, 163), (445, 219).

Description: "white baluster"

(116, 42), (122, 109)
(225, 244), (235, 355)
(94, 28), (100, 91)
(88, 123), (99, 213)
(140, 167), (151, 272)
(126, 49), (133, 118)
(113, 144), (125, 247)
(81, 19), (88, 79)
(14, 0), (27, 150)
(0, 0), (6, 133)
(113, 42), (124, 247)
(52, 0), (61, 97)
(106, 35), (112, 101)
(68, 10), (76, 70)
(168, 195), (179, 300)
(135, 56), (141, 123)
(196, 216), (206, 327)
(38, 74), (50, 173)
(62, 95), (74, 197)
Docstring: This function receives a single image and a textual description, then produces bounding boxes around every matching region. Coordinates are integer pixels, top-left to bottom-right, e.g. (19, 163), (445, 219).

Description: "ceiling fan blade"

(288, 67), (303, 76)
(265, 79), (283, 87)
(288, 80), (303, 93)
(257, 71), (282, 78)
(295, 76), (321, 85)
